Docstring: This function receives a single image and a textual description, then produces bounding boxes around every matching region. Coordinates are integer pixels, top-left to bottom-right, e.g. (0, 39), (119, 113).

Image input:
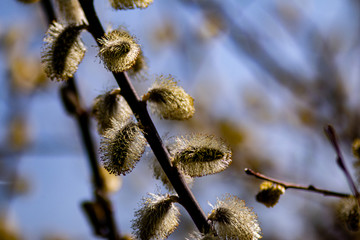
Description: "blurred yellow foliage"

(8, 116), (31, 151)
(99, 167), (123, 194)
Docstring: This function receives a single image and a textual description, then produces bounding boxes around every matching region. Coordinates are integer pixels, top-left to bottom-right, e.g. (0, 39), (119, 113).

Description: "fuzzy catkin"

(256, 181), (285, 208)
(109, 0), (153, 10)
(41, 22), (86, 81)
(169, 134), (232, 177)
(337, 197), (360, 231)
(54, 0), (87, 25)
(100, 120), (146, 175)
(144, 75), (195, 120)
(127, 50), (148, 80)
(92, 89), (133, 135)
(186, 232), (220, 240)
(208, 194), (262, 240)
(98, 29), (140, 73)
(352, 139), (360, 159)
(132, 193), (180, 240)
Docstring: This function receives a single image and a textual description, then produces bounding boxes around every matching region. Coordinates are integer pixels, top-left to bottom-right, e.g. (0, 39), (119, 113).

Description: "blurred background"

(1, 0), (360, 239)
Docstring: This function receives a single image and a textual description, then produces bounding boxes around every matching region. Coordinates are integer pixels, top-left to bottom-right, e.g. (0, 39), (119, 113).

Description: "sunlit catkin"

(98, 29), (140, 73)
(186, 232), (220, 240)
(143, 75), (195, 120)
(169, 134), (232, 177)
(256, 181), (285, 208)
(127, 50), (148, 80)
(92, 88), (133, 135)
(208, 194), (262, 240)
(99, 166), (122, 194)
(109, 0), (153, 10)
(41, 22), (86, 81)
(54, 0), (87, 25)
(132, 193), (180, 240)
(337, 197), (360, 232)
(100, 120), (146, 175)
(352, 138), (360, 159)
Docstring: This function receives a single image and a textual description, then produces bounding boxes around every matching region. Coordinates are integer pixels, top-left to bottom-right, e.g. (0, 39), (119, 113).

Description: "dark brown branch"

(245, 168), (351, 198)
(78, 0), (211, 234)
(324, 125), (360, 205)
(60, 79), (104, 190)
(61, 80), (120, 239)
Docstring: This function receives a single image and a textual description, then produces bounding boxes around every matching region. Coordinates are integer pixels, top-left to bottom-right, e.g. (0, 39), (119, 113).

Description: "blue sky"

(1, 0), (359, 239)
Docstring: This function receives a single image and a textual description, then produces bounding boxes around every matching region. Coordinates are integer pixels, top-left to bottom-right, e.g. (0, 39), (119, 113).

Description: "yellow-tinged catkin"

(352, 138), (360, 159)
(256, 181), (285, 208)
(132, 193), (180, 240)
(0, 216), (21, 240)
(54, 0), (87, 25)
(337, 197), (360, 232)
(143, 75), (195, 120)
(186, 232), (220, 240)
(208, 194), (262, 240)
(109, 0), (153, 10)
(169, 134), (232, 177)
(99, 167), (122, 194)
(98, 29), (140, 73)
(127, 50), (148, 80)
(41, 22), (86, 81)
(92, 88), (133, 135)
(100, 119), (147, 175)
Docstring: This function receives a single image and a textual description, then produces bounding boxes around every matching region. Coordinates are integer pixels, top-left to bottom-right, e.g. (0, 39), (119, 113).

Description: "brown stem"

(78, 0), (211, 234)
(60, 78), (104, 190)
(245, 168), (351, 198)
(324, 125), (360, 205)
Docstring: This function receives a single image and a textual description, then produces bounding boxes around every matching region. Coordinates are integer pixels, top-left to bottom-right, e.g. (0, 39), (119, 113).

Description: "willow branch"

(324, 125), (360, 205)
(40, 0), (120, 239)
(245, 168), (351, 198)
(78, 0), (211, 233)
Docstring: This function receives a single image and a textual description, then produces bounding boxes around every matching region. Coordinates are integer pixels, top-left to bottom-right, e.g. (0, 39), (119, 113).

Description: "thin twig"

(245, 168), (351, 198)
(60, 79), (104, 190)
(78, 0), (211, 234)
(324, 125), (360, 205)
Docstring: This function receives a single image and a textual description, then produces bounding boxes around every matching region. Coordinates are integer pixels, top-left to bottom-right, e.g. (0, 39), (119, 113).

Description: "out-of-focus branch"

(40, 0), (120, 239)
(78, 0), (212, 234)
(245, 168), (351, 198)
(324, 125), (360, 205)
(180, 0), (353, 139)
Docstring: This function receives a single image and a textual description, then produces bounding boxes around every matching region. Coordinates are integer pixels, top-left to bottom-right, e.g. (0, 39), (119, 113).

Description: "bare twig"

(324, 125), (360, 205)
(78, 0), (211, 234)
(245, 168), (351, 198)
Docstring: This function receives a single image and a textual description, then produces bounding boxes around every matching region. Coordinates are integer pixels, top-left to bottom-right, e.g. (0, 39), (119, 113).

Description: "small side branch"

(245, 168), (351, 198)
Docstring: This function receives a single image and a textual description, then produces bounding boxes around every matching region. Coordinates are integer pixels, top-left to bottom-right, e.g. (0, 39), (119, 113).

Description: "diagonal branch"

(78, 0), (211, 234)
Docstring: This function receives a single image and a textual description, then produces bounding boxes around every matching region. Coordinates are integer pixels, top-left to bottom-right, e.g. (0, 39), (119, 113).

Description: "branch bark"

(78, 0), (211, 234)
